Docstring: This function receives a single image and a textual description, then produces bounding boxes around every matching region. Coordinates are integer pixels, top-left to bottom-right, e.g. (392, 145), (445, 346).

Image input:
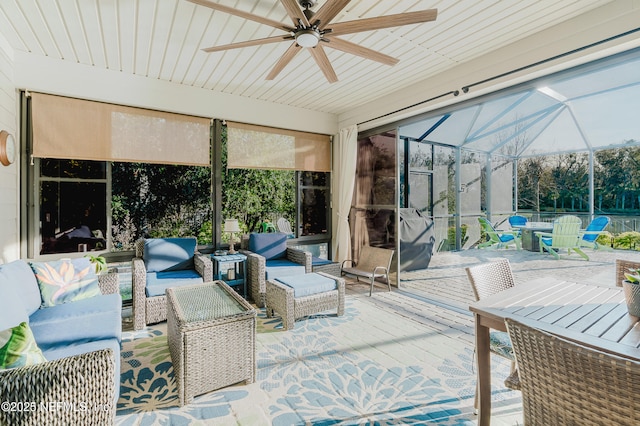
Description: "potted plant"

(85, 254), (108, 274)
(622, 268), (640, 317)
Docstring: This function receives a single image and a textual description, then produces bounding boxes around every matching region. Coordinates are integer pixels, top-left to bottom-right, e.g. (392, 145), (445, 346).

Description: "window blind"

(31, 92), (211, 166)
(226, 121), (331, 172)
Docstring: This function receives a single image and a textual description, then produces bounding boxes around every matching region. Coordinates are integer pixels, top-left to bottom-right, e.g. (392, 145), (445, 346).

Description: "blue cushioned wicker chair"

(240, 233), (311, 308)
(132, 237), (213, 330)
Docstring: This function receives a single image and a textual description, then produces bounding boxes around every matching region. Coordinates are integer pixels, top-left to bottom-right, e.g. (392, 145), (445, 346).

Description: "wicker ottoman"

(266, 272), (345, 330)
(167, 281), (256, 406)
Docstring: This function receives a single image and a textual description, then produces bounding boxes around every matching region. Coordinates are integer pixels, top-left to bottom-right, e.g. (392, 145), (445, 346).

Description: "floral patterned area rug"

(115, 297), (521, 425)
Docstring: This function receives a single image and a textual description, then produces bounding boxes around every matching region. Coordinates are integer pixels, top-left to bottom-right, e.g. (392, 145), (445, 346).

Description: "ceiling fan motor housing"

(298, 0), (317, 9)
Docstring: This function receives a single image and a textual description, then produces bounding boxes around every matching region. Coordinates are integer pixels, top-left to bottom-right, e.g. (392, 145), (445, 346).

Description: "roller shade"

(31, 93), (211, 166)
(226, 121), (331, 172)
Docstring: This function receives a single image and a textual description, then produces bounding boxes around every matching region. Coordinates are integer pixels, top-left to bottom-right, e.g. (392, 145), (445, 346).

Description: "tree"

(595, 147), (640, 211)
(517, 157), (551, 211)
(220, 128), (295, 233)
(550, 153), (588, 211)
(111, 162), (212, 247)
(222, 168), (295, 233)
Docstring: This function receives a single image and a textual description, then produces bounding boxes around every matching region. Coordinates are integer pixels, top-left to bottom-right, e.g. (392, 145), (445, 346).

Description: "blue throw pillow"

(0, 283), (29, 331)
(0, 260), (42, 316)
(143, 238), (196, 272)
(249, 233), (287, 260)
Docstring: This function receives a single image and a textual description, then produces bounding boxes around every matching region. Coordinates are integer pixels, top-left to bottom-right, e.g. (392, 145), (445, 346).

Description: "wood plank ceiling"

(0, 0), (612, 115)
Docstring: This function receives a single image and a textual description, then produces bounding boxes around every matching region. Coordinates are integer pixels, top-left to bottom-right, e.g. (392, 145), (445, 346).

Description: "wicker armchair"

(132, 237), (213, 330)
(615, 259), (640, 287)
(98, 269), (119, 295)
(240, 233), (311, 308)
(0, 348), (117, 425)
(506, 318), (640, 425)
(465, 258), (520, 411)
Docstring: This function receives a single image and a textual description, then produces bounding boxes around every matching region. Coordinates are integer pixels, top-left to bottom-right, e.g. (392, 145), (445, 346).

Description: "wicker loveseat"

(132, 237), (213, 330)
(0, 258), (121, 425)
(240, 233), (311, 308)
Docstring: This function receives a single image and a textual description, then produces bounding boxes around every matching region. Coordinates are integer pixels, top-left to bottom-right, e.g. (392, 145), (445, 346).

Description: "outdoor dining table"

(469, 278), (640, 426)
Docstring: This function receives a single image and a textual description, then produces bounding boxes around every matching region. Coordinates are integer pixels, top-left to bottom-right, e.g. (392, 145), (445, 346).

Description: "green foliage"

(518, 147), (640, 213)
(109, 124), (298, 250)
(84, 254), (107, 273)
(198, 220), (212, 245)
(596, 231), (613, 247)
(222, 168), (295, 232)
(625, 270), (640, 283)
(220, 129), (295, 232)
(440, 224), (469, 251)
(613, 232), (640, 250)
(111, 163), (212, 249)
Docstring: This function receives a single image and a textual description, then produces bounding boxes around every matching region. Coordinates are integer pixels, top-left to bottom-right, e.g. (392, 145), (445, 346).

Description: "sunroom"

(0, 1), (640, 425)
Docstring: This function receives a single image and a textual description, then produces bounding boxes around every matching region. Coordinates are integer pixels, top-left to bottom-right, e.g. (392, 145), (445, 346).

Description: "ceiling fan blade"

(279, 0), (309, 27)
(314, 0), (351, 29)
(309, 44), (338, 83)
(187, 0), (294, 32)
(266, 42), (302, 80)
(327, 9), (438, 36)
(203, 35), (293, 53)
(323, 37), (398, 66)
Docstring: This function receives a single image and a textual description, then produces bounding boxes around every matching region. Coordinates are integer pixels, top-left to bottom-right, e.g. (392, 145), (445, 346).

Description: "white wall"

(0, 34), (18, 263)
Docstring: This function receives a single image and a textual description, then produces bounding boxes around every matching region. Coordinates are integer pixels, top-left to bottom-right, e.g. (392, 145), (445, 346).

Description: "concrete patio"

(395, 247), (640, 310)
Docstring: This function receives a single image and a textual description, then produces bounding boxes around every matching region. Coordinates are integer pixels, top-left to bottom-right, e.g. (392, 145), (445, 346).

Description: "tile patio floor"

(117, 247), (640, 425)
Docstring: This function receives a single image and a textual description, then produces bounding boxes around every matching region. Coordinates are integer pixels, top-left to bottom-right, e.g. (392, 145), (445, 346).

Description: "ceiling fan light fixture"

(296, 29), (320, 48)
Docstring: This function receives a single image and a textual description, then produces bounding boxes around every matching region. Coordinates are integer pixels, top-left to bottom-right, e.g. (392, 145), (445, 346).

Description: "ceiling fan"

(187, 0), (437, 83)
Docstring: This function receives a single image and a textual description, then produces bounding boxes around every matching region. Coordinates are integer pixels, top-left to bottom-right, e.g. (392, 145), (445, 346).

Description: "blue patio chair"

(508, 215), (528, 229)
(477, 218), (521, 250)
(580, 216), (610, 250)
(508, 215), (528, 237)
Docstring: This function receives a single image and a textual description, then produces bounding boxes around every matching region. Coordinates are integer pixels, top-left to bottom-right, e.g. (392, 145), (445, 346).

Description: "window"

(111, 163), (212, 250)
(219, 121), (332, 254)
(39, 159), (108, 255)
(353, 132), (397, 253)
(34, 158), (213, 256)
(23, 92), (214, 259)
(299, 172), (330, 238)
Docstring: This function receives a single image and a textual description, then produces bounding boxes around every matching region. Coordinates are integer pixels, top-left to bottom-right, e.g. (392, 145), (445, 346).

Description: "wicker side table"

(167, 281), (256, 406)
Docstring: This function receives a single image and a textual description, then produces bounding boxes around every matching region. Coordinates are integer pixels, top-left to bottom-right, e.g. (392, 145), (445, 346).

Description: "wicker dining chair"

(465, 258), (520, 411)
(506, 317), (640, 425)
(615, 259), (640, 287)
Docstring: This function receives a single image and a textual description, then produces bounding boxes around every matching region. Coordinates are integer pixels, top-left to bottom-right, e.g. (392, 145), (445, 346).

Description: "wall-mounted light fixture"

(0, 130), (16, 166)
